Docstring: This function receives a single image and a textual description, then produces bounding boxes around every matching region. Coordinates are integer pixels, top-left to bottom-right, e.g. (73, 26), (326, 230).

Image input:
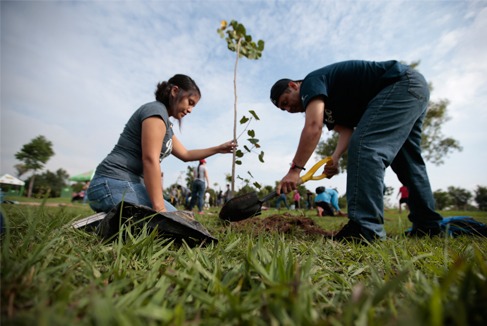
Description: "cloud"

(1, 0), (486, 198)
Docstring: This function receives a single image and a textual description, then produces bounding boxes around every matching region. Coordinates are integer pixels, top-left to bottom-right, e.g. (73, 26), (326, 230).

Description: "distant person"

(315, 186), (334, 217)
(397, 185), (410, 214)
(82, 181), (90, 204)
(204, 191), (211, 209)
(188, 159), (210, 214)
(170, 185), (179, 206)
(87, 74), (236, 213)
(216, 190), (223, 206)
(276, 193), (289, 210)
(293, 189), (301, 209)
(326, 187), (347, 216)
(177, 185), (191, 209)
(224, 184), (232, 203)
(306, 189), (313, 210)
(270, 60), (443, 242)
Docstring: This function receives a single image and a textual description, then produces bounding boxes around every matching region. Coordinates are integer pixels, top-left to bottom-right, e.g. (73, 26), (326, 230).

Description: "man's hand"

(276, 169), (301, 194)
(324, 158), (339, 178)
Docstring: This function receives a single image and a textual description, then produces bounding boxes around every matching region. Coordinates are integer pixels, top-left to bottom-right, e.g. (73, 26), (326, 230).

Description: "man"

(270, 60), (443, 243)
(397, 184), (410, 214)
(326, 187), (347, 217)
(314, 186), (334, 217)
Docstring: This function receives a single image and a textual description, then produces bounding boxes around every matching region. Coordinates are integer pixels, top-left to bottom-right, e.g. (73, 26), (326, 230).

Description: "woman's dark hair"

(154, 74), (201, 110)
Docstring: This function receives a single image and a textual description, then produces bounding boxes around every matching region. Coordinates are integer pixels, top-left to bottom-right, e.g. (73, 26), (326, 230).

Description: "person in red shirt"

(397, 185), (409, 214)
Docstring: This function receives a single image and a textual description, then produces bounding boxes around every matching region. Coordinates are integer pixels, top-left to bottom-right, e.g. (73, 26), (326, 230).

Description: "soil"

(229, 212), (336, 237)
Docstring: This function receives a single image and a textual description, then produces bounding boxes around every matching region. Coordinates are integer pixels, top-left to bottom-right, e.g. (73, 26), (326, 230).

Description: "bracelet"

(290, 162), (306, 170)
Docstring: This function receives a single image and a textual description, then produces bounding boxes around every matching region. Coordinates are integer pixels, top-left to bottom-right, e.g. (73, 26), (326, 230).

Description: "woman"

(188, 159), (210, 214)
(87, 74), (236, 213)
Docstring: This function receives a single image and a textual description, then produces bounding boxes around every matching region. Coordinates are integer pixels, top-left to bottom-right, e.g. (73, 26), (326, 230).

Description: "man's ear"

(289, 81), (300, 90)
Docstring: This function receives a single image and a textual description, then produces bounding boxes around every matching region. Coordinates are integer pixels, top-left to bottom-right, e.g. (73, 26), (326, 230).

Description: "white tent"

(0, 173), (25, 186)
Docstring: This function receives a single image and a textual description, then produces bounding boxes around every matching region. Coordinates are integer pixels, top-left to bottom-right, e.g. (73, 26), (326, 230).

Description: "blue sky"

(1, 0), (486, 201)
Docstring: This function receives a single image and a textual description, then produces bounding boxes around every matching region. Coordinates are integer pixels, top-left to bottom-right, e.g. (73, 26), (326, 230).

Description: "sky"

(1, 0), (487, 201)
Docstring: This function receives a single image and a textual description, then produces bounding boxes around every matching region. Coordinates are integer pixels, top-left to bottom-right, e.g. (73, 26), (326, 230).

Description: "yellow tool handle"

(299, 157), (333, 183)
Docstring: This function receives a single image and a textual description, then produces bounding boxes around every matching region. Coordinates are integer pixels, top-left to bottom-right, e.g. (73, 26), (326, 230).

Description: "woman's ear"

(170, 85), (180, 97)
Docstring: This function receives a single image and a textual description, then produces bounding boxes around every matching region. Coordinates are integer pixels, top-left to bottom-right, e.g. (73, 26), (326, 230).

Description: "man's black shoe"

(333, 220), (372, 244)
(405, 226), (442, 238)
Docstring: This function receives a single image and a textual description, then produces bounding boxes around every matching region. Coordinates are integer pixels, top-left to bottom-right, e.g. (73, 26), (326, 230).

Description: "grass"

(1, 201), (486, 325)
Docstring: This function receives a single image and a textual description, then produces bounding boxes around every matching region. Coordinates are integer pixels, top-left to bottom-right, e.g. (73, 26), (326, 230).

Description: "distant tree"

(15, 135), (55, 198)
(433, 189), (452, 210)
(14, 164), (29, 177)
(447, 186), (472, 210)
(315, 62), (462, 172)
(25, 168), (69, 198)
(185, 166), (194, 189)
(474, 185), (487, 211)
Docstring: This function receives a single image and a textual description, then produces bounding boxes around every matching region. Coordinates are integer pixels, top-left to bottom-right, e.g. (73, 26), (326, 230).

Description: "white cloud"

(1, 0), (486, 200)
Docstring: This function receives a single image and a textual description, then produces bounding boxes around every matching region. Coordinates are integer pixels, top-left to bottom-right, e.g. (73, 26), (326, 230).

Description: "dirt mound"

(231, 213), (335, 237)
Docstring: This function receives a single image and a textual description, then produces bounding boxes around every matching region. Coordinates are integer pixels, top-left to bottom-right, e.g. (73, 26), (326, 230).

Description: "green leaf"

(249, 110), (260, 120)
(248, 138), (259, 145)
(236, 23), (246, 36)
(236, 149), (244, 158)
(253, 181), (262, 189)
(247, 130), (255, 138)
(240, 116), (249, 124)
(259, 151), (265, 163)
(244, 145), (251, 153)
(235, 160), (242, 165)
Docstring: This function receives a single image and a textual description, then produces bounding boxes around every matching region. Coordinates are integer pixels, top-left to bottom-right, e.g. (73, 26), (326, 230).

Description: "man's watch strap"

(290, 162), (306, 170)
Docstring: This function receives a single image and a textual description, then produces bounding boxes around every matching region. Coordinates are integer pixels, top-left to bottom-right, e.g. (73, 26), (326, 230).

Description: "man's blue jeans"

(347, 68), (443, 240)
(87, 175), (177, 213)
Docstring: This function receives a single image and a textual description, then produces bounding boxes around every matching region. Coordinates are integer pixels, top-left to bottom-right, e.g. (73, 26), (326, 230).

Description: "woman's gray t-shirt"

(95, 101), (174, 182)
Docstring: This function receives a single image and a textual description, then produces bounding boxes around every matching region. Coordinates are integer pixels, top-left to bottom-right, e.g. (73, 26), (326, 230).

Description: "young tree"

(217, 20), (265, 193)
(15, 135), (55, 197)
(315, 62), (462, 172)
(474, 185), (487, 211)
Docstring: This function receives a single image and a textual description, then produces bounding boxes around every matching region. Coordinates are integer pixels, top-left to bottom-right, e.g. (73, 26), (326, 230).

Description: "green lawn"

(1, 202), (486, 325)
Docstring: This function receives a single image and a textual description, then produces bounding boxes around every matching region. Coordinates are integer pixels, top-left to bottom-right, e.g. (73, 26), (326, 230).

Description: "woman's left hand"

(218, 140), (237, 153)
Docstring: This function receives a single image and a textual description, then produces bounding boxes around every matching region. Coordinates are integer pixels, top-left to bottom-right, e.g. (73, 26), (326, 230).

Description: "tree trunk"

(27, 173), (36, 198)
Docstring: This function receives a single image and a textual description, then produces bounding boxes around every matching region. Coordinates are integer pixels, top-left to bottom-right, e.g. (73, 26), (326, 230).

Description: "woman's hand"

(217, 140), (237, 154)
(154, 204), (167, 213)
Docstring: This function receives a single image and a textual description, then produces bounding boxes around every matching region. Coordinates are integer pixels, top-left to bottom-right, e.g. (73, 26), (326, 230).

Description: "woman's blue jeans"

(347, 68), (443, 240)
(189, 179), (205, 212)
(87, 175), (177, 213)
